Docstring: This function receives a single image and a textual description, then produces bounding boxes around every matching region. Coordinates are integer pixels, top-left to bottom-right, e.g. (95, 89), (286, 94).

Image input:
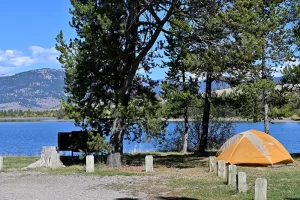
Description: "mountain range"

(0, 68), (283, 111)
(0, 68), (65, 111)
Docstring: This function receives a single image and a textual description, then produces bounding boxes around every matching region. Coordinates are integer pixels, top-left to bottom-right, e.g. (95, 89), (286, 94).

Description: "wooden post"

(255, 178), (267, 200)
(228, 165), (237, 186)
(86, 155), (94, 173)
(145, 155), (153, 172)
(209, 156), (217, 173)
(237, 172), (247, 193)
(217, 160), (226, 181)
(0, 156), (3, 170)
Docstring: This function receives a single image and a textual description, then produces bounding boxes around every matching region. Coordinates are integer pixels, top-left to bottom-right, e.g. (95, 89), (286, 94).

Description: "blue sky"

(2, 1), (293, 79)
(0, 0), (74, 75)
(0, 0), (167, 79)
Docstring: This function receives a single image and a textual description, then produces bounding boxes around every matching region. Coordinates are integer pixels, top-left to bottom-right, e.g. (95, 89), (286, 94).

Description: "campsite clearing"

(1, 153), (300, 199)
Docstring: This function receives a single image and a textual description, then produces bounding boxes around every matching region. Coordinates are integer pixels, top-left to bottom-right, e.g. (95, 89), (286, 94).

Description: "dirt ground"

(0, 171), (179, 200)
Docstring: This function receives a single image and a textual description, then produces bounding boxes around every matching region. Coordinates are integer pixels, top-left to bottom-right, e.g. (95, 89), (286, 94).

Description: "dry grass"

(123, 153), (300, 199)
(2, 153), (300, 200)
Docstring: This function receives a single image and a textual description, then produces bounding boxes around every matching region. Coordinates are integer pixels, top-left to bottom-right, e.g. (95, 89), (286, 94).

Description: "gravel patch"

(0, 171), (148, 200)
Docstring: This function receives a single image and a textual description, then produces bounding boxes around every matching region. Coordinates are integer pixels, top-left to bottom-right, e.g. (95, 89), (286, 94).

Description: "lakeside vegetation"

(1, 100), (300, 122)
(0, 109), (66, 119)
(2, 153), (300, 199)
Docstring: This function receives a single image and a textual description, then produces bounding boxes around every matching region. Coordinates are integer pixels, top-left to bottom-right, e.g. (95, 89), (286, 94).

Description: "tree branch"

(119, 0), (178, 99)
(142, 0), (162, 24)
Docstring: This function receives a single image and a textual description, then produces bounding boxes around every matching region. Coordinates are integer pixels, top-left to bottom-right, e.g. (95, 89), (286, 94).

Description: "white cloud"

(29, 46), (59, 63)
(0, 50), (21, 62)
(0, 46), (59, 74)
(10, 56), (35, 67)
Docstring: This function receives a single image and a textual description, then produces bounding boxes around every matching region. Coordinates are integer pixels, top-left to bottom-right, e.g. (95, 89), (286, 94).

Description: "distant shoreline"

(0, 117), (74, 122)
(0, 117), (299, 123)
(167, 117), (300, 123)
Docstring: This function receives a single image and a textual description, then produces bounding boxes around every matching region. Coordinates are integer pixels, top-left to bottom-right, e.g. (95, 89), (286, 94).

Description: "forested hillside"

(0, 68), (65, 111)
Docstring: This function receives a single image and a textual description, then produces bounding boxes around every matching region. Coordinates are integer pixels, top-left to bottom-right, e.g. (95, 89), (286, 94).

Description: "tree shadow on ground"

(123, 151), (216, 169)
(59, 151), (216, 168)
(60, 155), (106, 166)
(60, 156), (82, 166)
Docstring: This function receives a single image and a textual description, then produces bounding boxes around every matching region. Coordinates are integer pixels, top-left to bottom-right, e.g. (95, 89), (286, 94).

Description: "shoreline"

(166, 117), (300, 123)
(0, 117), (74, 122)
(0, 117), (299, 123)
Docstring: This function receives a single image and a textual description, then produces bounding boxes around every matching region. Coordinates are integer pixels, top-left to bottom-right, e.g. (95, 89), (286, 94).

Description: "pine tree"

(180, 1), (252, 152)
(231, 0), (299, 133)
(161, 17), (200, 152)
(56, 0), (178, 166)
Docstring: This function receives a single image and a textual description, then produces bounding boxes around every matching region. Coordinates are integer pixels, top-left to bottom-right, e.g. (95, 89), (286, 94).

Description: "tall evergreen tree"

(56, 0), (178, 166)
(230, 0), (299, 133)
(160, 0), (256, 152)
(180, 1), (252, 152)
(161, 17), (199, 152)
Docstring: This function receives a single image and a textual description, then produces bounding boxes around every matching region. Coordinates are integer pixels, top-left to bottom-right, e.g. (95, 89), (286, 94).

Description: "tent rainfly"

(216, 129), (294, 166)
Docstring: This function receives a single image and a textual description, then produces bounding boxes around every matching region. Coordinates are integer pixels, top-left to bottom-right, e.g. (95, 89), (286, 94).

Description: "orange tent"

(216, 129), (294, 166)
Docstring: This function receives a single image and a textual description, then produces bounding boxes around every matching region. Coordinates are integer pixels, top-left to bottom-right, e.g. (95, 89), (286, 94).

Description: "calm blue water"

(0, 121), (299, 155)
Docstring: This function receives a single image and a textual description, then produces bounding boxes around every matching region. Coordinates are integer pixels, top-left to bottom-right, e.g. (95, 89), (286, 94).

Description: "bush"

(155, 105), (236, 152)
(291, 114), (300, 121)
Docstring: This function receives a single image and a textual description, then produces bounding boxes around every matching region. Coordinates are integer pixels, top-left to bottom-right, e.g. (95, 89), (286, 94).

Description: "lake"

(0, 121), (299, 156)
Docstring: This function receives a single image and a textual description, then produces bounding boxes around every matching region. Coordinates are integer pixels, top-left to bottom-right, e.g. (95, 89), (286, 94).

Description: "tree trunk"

(181, 67), (188, 153)
(107, 0), (138, 167)
(107, 0), (177, 166)
(199, 73), (212, 152)
(261, 40), (269, 134)
(108, 117), (125, 167)
(264, 103), (270, 134)
(182, 111), (189, 153)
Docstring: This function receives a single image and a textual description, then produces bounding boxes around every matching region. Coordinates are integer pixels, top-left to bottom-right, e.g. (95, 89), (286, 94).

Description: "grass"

(39, 163), (146, 176)
(2, 156), (39, 171)
(1, 153), (300, 199)
(165, 163), (300, 200)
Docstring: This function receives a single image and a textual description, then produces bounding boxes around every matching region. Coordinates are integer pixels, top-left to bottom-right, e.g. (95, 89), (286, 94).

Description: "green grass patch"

(238, 164), (300, 200)
(43, 163), (144, 176)
(167, 157), (300, 200)
(2, 156), (39, 171)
